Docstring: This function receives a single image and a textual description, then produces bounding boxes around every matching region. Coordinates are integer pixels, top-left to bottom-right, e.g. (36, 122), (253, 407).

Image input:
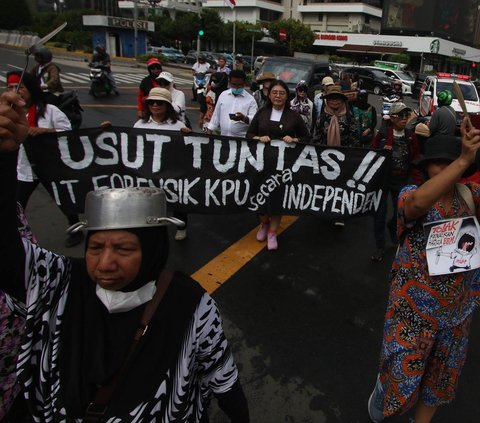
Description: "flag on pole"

(223, 0), (236, 9)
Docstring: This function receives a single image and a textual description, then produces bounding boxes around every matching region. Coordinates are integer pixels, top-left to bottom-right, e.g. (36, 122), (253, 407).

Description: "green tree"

(223, 21), (263, 54)
(29, 9), (96, 51)
(0, 0), (32, 30)
(200, 9), (224, 46)
(268, 19), (314, 55)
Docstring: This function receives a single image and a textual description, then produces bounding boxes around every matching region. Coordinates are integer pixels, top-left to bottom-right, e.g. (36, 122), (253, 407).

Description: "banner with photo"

(25, 127), (390, 218)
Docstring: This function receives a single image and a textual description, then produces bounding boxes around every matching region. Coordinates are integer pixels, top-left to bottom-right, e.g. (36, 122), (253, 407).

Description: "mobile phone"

(229, 113), (236, 119)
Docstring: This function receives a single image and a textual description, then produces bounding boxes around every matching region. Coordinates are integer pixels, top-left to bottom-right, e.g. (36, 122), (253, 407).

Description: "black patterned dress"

(0, 151), (247, 423)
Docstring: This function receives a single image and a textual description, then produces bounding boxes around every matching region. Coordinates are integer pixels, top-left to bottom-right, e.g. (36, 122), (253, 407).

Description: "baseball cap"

(322, 76), (334, 86)
(390, 102), (412, 115)
(156, 72), (174, 83)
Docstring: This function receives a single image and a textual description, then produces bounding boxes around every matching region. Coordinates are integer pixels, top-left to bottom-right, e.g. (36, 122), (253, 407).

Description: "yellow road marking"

(191, 216), (299, 294)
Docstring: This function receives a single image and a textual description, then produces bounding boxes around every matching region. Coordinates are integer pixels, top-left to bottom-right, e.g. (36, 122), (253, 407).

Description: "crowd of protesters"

(2, 46), (480, 423)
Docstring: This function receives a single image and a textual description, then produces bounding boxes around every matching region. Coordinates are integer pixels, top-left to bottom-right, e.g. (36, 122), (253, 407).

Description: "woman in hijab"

(0, 89), (249, 422)
(246, 79), (310, 251)
(290, 80), (314, 133)
(199, 71), (228, 131)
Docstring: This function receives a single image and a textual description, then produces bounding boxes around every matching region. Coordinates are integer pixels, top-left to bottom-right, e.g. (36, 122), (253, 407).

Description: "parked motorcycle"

(192, 72), (210, 101)
(89, 62), (112, 97)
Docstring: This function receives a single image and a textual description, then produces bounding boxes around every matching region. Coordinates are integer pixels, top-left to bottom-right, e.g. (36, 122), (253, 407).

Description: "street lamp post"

(246, 28), (261, 74)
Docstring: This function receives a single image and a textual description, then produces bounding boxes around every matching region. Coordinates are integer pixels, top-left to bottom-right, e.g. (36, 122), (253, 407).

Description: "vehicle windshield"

(261, 61), (311, 84)
(437, 81), (479, 101)
(395, 71), (415, 81)
(371, 69), (387, 78)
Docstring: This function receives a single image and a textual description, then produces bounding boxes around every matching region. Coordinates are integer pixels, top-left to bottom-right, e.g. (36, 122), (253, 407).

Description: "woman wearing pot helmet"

(0, 90), (249, 423)
(137, 57), (163, 119)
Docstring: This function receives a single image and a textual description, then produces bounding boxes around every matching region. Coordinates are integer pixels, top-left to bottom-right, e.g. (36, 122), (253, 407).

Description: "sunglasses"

(297, 88), (307, 93)
(149, 65), (162, 70)
(392, 112), (410, 119)
(146, 100), (167, 106)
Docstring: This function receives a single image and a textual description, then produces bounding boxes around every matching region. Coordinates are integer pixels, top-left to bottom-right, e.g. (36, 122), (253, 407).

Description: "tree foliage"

(223, 21), (264, 54)
(268, 19), (314, 55)
(0, 0), (32, 30)
(29, 9), (97, 51)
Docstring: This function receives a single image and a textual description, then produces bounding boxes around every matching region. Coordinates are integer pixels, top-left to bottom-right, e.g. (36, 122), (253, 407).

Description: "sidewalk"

(1, 43), (193, 71)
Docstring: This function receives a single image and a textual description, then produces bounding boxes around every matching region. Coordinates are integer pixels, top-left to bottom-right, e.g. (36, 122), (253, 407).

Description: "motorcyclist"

(90, 45), (119, 95)
(137, 57), (163, 119)
(191, 54), (212, 101)
(29, 47), (63, 104)
(385, 79), (403, 101)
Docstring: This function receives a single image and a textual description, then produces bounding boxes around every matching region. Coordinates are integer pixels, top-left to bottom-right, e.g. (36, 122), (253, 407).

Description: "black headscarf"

(60, 226), (170, 417)
(87, 226), (170, 292)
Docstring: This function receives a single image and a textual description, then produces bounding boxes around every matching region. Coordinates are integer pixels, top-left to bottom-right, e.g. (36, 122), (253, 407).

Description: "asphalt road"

(1, 46), (479, 423)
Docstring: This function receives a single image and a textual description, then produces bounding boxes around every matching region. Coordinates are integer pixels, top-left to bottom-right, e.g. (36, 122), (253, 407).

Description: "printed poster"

(424, 216), (480, 276)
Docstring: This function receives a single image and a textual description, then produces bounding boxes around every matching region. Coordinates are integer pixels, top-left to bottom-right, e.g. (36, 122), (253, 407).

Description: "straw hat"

(322, 84), (348, 100)
(256, 71), (276, 82)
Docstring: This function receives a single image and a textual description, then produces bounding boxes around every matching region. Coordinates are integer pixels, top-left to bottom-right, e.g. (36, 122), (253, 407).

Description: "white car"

(378, 68), (415, 95)
(419, 73), (480, 122)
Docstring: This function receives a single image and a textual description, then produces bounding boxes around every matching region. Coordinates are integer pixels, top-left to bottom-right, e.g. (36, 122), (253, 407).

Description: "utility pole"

(133, 0), (138, 60)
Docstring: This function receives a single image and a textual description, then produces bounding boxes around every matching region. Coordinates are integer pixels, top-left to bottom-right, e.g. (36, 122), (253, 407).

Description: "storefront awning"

(337, 44), (407, 55)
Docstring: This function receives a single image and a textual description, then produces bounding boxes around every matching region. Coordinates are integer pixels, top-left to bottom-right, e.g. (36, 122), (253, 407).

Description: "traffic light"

(472, 62), (477, 69)
(198, 18), (205, 37)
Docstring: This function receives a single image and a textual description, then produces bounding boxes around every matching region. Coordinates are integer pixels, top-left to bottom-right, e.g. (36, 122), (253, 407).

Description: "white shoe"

(175, 229), (187, 241)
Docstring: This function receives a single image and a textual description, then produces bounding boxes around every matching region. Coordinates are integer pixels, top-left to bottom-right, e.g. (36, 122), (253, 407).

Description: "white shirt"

(192, 62), (211, 73)
(18, 104), (71, 182)
(207, 89), (258, 137)
(169, 87), (186, 122)
(134, 117), (186, 130)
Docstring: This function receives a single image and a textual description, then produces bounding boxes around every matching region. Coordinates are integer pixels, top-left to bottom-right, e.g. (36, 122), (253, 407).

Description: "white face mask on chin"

(96, 280), (157, 313)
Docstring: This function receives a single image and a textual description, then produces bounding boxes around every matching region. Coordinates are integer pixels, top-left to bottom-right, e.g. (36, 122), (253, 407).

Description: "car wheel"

(373, 85), (382, 95)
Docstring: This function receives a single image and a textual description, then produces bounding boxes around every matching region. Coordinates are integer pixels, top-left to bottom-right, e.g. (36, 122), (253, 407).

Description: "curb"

(1, 44), (192, 71)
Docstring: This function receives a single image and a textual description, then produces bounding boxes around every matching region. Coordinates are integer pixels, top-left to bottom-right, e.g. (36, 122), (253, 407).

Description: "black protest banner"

(25, 127), (389, 218)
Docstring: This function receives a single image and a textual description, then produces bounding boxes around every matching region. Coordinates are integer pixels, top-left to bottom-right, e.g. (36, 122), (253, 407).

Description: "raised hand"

(0, 91), (28, 152)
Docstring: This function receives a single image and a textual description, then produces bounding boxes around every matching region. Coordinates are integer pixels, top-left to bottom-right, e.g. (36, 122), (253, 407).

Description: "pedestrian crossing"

(0, 72), (192, 87)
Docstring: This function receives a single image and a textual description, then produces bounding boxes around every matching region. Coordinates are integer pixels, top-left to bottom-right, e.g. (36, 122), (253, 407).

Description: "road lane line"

(191, 216), (299, 294)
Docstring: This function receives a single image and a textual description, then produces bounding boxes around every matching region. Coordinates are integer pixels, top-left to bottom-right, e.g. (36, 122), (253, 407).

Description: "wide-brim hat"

(322, 84), (348, 100)
(67, 188), (184, 233)
(256, 71), (276, 82)
(416, 135), (477, 177)
(146, 87), (172, 104)
(418, 135), (460, 165)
